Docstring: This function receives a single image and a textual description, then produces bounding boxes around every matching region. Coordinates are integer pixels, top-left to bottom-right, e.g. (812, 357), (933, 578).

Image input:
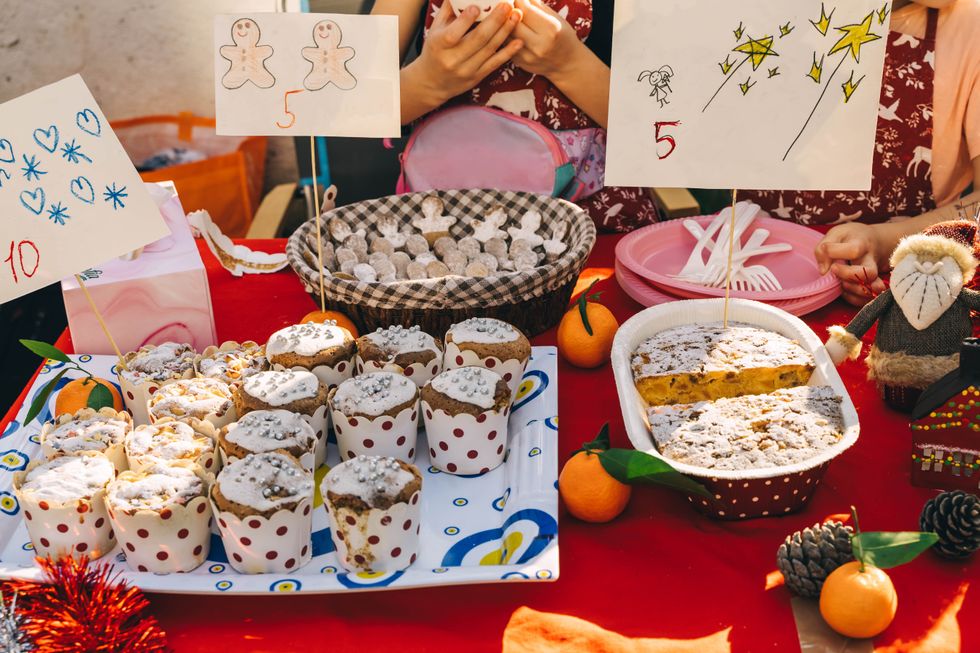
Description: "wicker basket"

(286, 189), (596, 337)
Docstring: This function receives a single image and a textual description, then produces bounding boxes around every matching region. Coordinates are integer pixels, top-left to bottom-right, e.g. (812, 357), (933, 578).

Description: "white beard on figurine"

(824, 232), (980, 412)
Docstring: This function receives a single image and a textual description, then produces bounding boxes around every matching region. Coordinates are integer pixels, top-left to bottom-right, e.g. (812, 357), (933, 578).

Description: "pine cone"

(776, 521), (854, 598)
(920, 491), (980, 559)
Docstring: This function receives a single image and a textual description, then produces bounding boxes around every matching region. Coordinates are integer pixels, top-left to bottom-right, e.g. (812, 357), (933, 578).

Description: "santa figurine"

(825, 228), (980, 411)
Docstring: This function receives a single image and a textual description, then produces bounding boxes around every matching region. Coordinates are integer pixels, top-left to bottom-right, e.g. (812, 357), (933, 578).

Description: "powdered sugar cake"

(631, 322), (815, 406)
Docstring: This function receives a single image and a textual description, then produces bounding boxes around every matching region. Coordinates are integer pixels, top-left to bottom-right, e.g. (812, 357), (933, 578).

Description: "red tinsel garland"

(1, 556), (167, 652)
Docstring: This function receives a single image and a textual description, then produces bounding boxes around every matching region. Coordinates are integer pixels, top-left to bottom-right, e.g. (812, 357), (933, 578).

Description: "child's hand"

(815, 223), (889, 306)
(510, 0), (583, 79)
(414, 2), (524, 103)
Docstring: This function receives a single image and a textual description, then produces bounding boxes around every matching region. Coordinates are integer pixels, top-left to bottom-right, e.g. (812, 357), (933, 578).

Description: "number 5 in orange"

(276, 89), (305, 129)
(654, 121), (681, 160)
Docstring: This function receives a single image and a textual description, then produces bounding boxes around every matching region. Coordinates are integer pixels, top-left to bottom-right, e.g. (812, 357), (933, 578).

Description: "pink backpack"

(396, 105), (604, 201)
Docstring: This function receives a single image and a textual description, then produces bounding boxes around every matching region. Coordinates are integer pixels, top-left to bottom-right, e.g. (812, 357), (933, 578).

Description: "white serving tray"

(611, 299), (860, 480)
(0, 349), (559, 595)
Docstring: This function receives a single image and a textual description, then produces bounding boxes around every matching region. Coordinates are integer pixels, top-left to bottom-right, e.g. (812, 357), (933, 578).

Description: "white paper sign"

(606, 0), (891, 190)
(213, 13), (401, 138)
(0, 75), (169, 304)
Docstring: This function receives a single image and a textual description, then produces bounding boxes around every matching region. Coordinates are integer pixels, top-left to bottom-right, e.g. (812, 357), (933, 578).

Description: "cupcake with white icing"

(210, 452), (314, 574)
(118, 342), (197, 424)
(147, 377), (236, 429)
(329, 372), (420, 463)
(194, 341), (268, 389)
(421, 366), (511, 475)
(124, 420), (219, 474)
(13, 452), (116, 560)
(444, 318), (530, 398)
(218, 410), (317, 473)
(322, 455), (422, 573)
(40, 407), (132, 472)
(106, 461), (212, 573)
(234, 369), (329, 468)
(355, 325), (444, 387)
(266, 322), (356, 389)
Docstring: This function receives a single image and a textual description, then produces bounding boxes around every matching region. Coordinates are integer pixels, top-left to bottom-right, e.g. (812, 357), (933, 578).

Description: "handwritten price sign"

(213, 13), (400, 137)
(0, 75), (168, 304)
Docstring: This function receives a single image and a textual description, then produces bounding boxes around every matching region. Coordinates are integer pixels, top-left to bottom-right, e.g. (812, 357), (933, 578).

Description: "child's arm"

(388, 2), (525, 125)
(510, 0), (611, 127)
(814, 156), (980, 306)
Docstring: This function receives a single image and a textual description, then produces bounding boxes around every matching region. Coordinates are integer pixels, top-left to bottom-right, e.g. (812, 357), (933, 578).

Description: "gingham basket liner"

(286, 189), (596, 310)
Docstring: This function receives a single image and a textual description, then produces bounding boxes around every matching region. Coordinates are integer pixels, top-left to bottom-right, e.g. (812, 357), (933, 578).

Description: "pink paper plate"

(615, 261), (841, 317)
(616, 214), (840, 301)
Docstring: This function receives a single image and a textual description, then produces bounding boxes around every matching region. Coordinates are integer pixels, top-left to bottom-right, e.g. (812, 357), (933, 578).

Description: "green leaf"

(85, 381), (115, 411)
(598, 448), (712, 498)
(19, 339), (70, 363)
(853, 531), (940, 570)
(575, 279), (599, 337)
(25, 369), (68, 424)
(572, 423), (611, 457)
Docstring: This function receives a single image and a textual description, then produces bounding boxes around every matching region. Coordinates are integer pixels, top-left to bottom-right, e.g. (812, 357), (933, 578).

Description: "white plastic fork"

(734, 264), (783, 291)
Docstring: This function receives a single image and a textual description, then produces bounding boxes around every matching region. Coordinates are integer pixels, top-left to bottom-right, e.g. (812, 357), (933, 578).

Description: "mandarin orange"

(300, 310), (359, 338)
(819, 561), (898, 639)
(54, 377), (123, 418)
(558, 449), (631, 523)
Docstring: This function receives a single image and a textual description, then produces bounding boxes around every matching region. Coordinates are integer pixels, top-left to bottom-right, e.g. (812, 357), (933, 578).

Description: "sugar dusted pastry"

(323, 455), (422, 572)
(647, 386), (844, 471)
(40, 407), (131, 472)
(355, 325), (443, 385)
(125, 420), (218, 473)
(219, 410), (317, 471)
(471, 206), (507, 243)
(235, 369), (329, 467)
(211, 452), (314, 573)
(13, 452), (116, 560)
(421, 366), (511, 475)
(195, 341), (268, 388)
(147, 377), (236, 428)
(376, 214), (407, 248)
(106, 462), (212, 573)
(631, 323), (815, 406)
(507, 210), (545, 248)
(118, 342), (197, 424)
(266, 322), (356, 387)
(329, 372), (421, 462)
(444, 317), (531, 396)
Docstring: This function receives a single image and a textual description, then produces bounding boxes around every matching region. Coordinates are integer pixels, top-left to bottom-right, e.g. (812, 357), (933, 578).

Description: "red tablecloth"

(3, 236), (976, 652)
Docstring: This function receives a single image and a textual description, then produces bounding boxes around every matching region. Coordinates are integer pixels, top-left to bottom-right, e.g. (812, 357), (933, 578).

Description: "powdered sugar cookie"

(377, 214), (407, 249)
(416, 196), (457, 245)
(369, 237), (395, 257)
(443, 249), (468, 275)
(458, 236), (481, 259)
(353, 263), (377, 282)
(433, 236), (457, 259)
(464, 261), (490, 277)
(507, 210), (545, 248)
(406, 261), (428, 280)
(426, 260), (451, 278)
(390, 251), (411, 279)
(405, 234), (430, 257)
(471, 206), (507, 243)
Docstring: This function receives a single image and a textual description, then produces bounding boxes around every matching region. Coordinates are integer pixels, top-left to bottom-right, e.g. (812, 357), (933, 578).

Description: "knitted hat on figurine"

(825, 232), (980, 412)
(921, 219), (980, 289)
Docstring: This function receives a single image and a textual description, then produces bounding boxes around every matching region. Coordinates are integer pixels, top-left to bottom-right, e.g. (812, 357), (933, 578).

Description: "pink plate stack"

(615, 213), (842, 316)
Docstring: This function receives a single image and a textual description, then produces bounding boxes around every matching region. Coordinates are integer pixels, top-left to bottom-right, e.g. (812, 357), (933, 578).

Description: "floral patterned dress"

(424, 0), (661, 232)
(741, 10), (938, 226)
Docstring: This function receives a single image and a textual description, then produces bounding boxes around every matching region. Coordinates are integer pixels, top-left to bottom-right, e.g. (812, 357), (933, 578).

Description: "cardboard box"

(62, 182), (217, 355)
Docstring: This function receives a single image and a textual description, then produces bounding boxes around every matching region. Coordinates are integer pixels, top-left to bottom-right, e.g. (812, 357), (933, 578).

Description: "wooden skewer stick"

(723, 189), (738, 328)
(74, 274), (128, 370)
(310, 134), (326, 313)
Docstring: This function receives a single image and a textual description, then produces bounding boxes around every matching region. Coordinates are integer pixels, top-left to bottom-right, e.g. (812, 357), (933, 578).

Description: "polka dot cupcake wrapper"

(210, 494), (314, 574)
(297, 404), (329, 470)
(443, 344), (527, 401)
(107, 494), (213, 573)
(421, 401), (509, 476)
(686, 462), (831, 520)
(355, 357), (442, 389)
(324, 490), (421, 573)
(12, 475), (115, 561)
(331, 400), (420, 464)
(118, 367), (195, 427)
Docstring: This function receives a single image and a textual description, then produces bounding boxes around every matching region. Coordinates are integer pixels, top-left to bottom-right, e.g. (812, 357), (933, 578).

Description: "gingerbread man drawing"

(220, 18), (276, 90)
(302, 20), (357, 91)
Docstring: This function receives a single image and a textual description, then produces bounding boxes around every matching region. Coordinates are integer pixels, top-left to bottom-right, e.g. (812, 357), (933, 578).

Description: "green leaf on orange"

(598, 448), (711, 498)
(572, 423), (611, 457)
(576, 278), (600, 337)
(25, 369), (68, 424)
(19, 339), (70, 363)
(852, 531), (939, 570)
(86, 381), (115, 411)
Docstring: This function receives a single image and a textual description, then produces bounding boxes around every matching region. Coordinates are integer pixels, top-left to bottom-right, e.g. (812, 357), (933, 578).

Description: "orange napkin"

(502, 606), (732, 653)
